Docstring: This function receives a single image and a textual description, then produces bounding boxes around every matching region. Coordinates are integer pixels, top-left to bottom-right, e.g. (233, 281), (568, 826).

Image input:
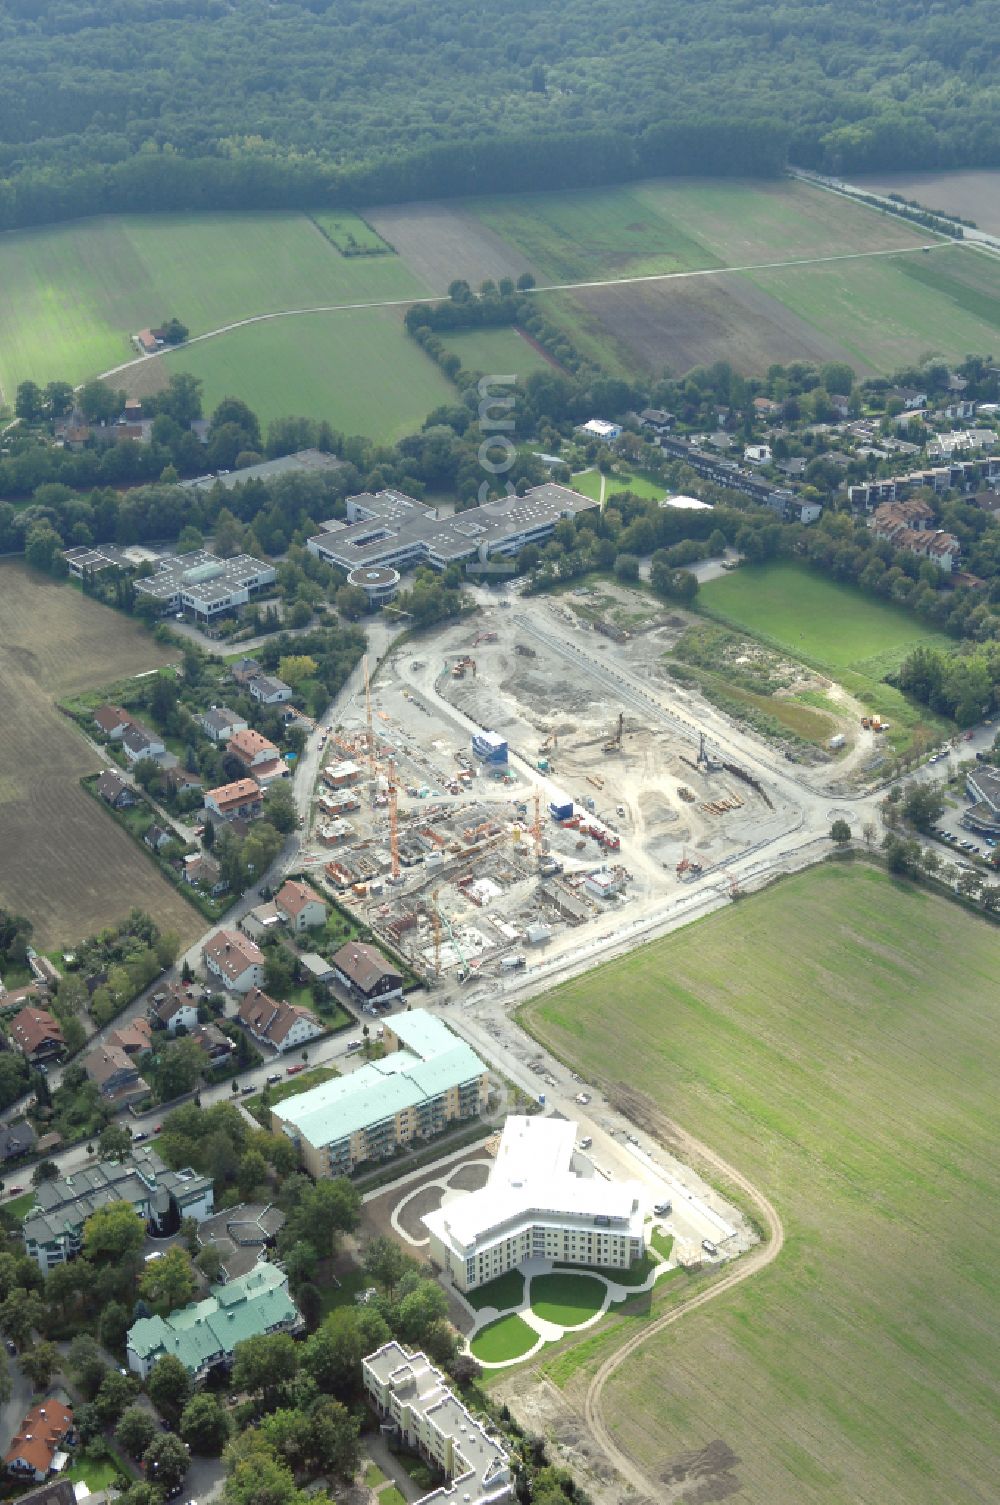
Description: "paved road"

(791, 167), (1000, 257)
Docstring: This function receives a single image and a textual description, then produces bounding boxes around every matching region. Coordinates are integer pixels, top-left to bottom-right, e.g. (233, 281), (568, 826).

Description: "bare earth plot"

(547, 271), (862, 378)
(0, 563), (200, 950)
(364, 201), (539, 293)
(855, 169), (1000, 238)
(525, 865), (1000, 1504)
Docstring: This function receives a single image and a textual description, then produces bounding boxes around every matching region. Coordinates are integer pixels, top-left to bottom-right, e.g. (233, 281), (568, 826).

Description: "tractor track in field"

(581, 1113), (784, 1503)
(93, 240), (949, 385)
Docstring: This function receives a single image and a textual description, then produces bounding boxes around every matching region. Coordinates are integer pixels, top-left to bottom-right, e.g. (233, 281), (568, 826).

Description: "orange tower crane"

(387, 758), (401, 881)
(363, 655), (376, 786)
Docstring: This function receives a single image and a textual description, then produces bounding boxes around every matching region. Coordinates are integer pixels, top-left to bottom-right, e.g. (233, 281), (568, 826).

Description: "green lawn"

(318, 1264), (371, 1315)
(3, 1191), (36, 1221)
(378, 1488), (407, 1505)
(465, 1269), (525, 1312)
(0, 210), (427, 397)
(470, 1312), (539, 1363)
(156, 307), (454, 440)
(699, 562), (952, 748)
(530, 1272), (607, 1327)
(570, 469), (665, 504)
(363, 1461), (387, 1488)
(649, 1228), (674, 1262)
(556, 1251), (661, 1287)
(438, 326), (552, 379)
(524, 864), (1000, 1504)
(65, 1452), (123, 1491)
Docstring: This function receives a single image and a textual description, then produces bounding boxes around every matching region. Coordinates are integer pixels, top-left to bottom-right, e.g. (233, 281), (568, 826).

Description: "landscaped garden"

(465, 1269), (525, 1313)
(530, 1272), (607, 1327)
(469, 1312), (538, 1363)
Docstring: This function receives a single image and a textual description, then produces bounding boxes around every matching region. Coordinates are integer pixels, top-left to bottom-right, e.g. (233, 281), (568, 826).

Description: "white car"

(575, 1092), (590, 1105)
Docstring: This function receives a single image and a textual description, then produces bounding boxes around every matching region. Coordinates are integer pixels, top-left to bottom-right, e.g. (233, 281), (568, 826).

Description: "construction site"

(299, 587), (796, 992)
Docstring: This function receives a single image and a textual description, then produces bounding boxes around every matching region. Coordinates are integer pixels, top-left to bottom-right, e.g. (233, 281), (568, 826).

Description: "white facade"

(274, 1014), (325, 1053)
(424, 1116), (645, 1292)
(363, 1342), (513, 1505)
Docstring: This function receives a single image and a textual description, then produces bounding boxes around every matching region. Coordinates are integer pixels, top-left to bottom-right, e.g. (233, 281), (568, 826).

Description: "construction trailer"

(472, 730), (508, 766)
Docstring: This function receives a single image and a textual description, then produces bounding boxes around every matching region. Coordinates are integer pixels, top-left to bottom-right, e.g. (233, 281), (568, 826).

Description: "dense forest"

(0, 0), (997, 230)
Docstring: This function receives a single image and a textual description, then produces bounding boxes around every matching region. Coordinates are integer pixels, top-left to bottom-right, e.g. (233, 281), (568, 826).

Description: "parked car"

(134, 1132), (149, 1143)
(7, 1185), (24, 1195)
(702, 1239), (719, 1257)
(5, 1340), (16, 1356)
(241, 1085), (255, 1096)
(153, 1124), (162, 1134)
(654, 1201), (672, 1216)
(286, 1064), (304, 1076)
(266, 1073), (281, 1085)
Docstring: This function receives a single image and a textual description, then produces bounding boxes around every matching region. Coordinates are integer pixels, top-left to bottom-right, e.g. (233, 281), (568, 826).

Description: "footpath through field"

(93, 241), (951, 385)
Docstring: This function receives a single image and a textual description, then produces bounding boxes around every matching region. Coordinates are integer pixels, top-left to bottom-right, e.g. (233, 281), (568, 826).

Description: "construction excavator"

(603, 711), (624, 754)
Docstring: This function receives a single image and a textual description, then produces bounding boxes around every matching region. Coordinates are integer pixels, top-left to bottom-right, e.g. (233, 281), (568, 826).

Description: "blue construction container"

(548, 793), (574, 822)
(472, 730), (508, 765)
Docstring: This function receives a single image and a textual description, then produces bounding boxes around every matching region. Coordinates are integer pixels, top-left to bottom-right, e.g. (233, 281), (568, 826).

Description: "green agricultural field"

(525, 864), (1000, 1504)
(437, 326), (552, 379)
(746, 242), (1000, 373)
(699, 562), (952, 746)
(156, 309), (455, 441)
(475, 177), (927, 285)
(0, 210), (426, 398)
(310, 210), (393, 255)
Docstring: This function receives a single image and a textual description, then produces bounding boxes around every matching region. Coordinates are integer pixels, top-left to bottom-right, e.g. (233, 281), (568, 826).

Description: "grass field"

(570, 469), (666, 503)
(699, 562), (952, 746)
(747, 243), (1000, 374)
(530, 1273), (606, 1327)
(524, 864), (1000, 1503)
(65, 1452), (125, 1490)
(470, 1312), (538, 1363)
(437, 326), (553, 379)
(0, 563), (200, 949)
(147, 309), (455, 441)
(0, 211), (427, 399)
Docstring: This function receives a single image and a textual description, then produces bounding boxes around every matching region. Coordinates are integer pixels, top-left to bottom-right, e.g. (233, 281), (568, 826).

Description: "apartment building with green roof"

(126, 1260), (301, 1380)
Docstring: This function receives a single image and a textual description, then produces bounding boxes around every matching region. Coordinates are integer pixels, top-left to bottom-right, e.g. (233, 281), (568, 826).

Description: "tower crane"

(387, 757), (401, 882)
(363, 654), (376, 788)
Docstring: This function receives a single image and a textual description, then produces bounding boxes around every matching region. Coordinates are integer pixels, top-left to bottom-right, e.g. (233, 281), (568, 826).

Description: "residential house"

(150, 983), (202, 1034)
(579, 419), (622, 442)
(10, 1007), (65, 1063)
(0, 1120), (36, 1162)
(121, 723), (166, 765)
(230, 657), (263, 688)
(227, 728), (287, 786)
(93, 704), (134, 740)
(890, 386), (927, 410)
(198, 706), (248, 744)
(238, 987), (323, 1054)
(274, 879), (327, 932)
(126, 1261), (301, 1379)
(96, 769), (136, 809)
(973, 490), (1000, 516)
(248, 674), (293, 706)
(165, 766), (204, 797)
(332, 941), (404, 1005)
(84, 1043), (150, 1107)
(743, 443), (772, 465)
(183, 853), (225, 894)
(871, 503), (961, 572)
(23, 1150), (213, 1271)
(638, 408), (674, 433)
(239, 902), (285, 943)
(4, 1400), (74, 1481)
(144, 823), (174, 853)
(204, 778), (264, 821)
(752, 396), (780, 418)
(190, 1023), (233, 1062)
(203, 931), (266, 993)
(11, 1477), (75, 1505)
(766, 492), (822, 525)
(107, 1016), (153, 1055)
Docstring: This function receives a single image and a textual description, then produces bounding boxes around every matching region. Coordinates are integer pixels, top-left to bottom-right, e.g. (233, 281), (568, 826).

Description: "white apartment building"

(424, 1116), (645, 1292)
(362, 1342), (513, 1505)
